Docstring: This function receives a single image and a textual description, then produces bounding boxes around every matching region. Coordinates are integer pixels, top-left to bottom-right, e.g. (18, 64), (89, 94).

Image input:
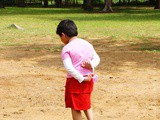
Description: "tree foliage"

(55, 0), (62, 7)
(17, 0), (25, 7)
(1, 0), (159, 9)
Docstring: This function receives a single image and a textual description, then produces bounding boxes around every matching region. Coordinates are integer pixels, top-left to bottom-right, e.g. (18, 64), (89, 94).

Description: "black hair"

(56, 19), (78, 37)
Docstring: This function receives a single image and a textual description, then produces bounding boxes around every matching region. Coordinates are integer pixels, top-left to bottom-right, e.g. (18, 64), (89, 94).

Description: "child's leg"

(71, 108), (82, 120)
(84, 108), (93, 120)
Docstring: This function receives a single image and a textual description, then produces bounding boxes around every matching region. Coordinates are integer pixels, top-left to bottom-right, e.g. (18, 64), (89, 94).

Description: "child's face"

(59, 33), (69, 45)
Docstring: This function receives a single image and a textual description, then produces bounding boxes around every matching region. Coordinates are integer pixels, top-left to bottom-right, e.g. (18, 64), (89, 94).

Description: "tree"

(55, 0), (62, 7)
(43, 0), (48, 7)
(149, 0), (155, 5)
(102, 0), (113, 12)
(0, 0), (5, 8)
(17, 0), (25, 7)
(118, 0), (122, 5)
(155, 0), (160, 9)
(73, 0), (78, 5)
(6, 0), (14, 6)
(83, 0), (93, 10)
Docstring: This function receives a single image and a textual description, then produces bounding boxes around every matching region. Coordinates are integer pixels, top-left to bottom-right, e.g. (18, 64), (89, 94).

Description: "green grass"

(140, 46), (160, 52)
(0, 7), (160, 46)
(140, 43), (160, 52)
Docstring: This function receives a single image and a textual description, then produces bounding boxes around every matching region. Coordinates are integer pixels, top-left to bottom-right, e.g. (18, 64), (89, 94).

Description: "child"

(56, 19), (100, 120)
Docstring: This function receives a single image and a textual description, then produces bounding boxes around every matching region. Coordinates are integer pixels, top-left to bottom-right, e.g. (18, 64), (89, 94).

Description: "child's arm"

(90, 50), (100, 70)
(82, 50), (100, 71)
(83, 74), (92, 82)
(63, 58), (92, 83)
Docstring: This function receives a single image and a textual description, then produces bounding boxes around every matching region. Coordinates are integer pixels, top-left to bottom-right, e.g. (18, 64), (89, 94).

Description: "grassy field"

(0, 7), (160, 47)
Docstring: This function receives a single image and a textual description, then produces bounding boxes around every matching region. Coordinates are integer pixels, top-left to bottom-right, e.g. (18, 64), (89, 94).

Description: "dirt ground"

(0, 40), (160, 120)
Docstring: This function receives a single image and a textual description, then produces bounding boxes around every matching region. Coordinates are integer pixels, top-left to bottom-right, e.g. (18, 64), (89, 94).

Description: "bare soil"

(0, 40), (160, 120)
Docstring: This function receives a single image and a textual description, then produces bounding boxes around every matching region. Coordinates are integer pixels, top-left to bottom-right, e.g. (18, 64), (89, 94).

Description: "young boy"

(56, 19), (100, 120)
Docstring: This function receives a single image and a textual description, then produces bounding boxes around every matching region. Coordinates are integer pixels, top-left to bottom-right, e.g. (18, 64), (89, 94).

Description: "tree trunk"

(83, 0), (93, 10)
(6, 0), (14, 6)
(149, 0), (154, 5)
(83, 0), (87, 6)
(127, 0), (130, 5)
(155, 0), (160, 9)
(43, 0), (48, 7)
(123, 0), (125, 5)
(55, 0), (62, 8)
(102, 0), (113, 12)
(73, 0), (76, 5)
(17, 0), (25, 7)
(0, 0), (5, 8)
(119, 0), (122, 5)
(65, 0), (68, 5)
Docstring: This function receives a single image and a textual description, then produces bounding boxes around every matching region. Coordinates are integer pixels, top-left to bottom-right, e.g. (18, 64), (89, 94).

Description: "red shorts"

(65, 77), (94, 110)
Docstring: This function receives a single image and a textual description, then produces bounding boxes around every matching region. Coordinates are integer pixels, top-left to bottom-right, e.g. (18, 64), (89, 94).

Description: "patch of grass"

(0, 7), (160, 46)
(23, 45), (63, 52)
(34, 47), (42, 52)
(44, 45), (63, 52)
(52, 45), (63, 52)
(0, 43), (22, 46)
(140, 46), (160, 52)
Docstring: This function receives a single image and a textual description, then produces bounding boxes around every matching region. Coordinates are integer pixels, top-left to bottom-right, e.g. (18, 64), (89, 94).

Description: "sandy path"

(0, 44), (160, 120)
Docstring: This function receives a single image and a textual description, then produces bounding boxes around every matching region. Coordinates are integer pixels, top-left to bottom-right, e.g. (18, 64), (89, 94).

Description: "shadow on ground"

(1, 39), (160, 72)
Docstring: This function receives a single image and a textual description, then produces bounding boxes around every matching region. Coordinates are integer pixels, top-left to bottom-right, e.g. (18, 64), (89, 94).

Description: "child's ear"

(61, 33), (65, 37)
(61, 33), (69, 38)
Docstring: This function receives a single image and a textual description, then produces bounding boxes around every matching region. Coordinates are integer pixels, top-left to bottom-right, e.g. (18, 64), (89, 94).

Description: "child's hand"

(81, 60), (92, 70)
(83, 74), (92, 82)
